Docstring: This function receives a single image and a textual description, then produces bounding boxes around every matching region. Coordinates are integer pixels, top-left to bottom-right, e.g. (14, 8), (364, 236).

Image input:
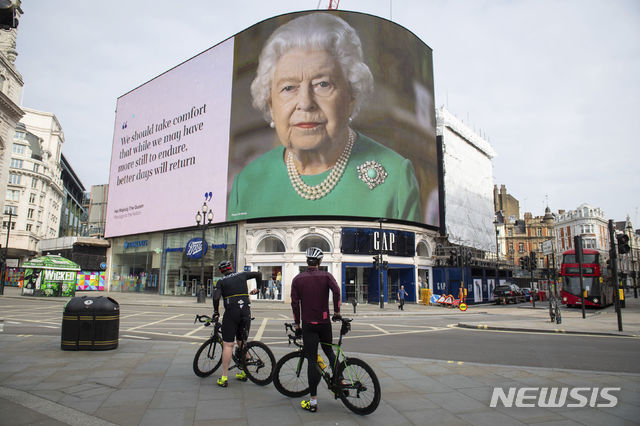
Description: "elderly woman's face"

(270, 48), (354, 153)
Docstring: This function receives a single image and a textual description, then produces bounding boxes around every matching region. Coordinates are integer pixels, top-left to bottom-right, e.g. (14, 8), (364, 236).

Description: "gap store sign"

(341, 227), (415, 257)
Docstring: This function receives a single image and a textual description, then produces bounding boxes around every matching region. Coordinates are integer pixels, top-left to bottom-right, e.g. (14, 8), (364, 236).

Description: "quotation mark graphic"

(122, 121), (127, 130)
(204, 192), (212, 201)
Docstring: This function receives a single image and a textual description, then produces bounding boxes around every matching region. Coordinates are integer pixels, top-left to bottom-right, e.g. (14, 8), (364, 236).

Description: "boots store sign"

(341, 228), (415, 257)
(186, 238), (208, 259)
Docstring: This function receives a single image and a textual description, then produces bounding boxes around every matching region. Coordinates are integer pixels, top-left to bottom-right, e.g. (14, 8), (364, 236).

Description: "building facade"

(59, 153), (87, 237)
(1, 108), (65, 264)
(0, 15), (24, 227)
(87, 184), (108, 237)
(553, 203), (610, 261)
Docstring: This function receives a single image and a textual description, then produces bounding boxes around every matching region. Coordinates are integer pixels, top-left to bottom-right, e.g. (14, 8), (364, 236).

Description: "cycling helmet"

(305, 247), (323, 260)
(218, 260), (233, 273)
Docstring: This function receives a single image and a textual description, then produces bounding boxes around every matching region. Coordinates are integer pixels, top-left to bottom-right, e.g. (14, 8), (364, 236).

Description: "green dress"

(227, 132), (422, 223)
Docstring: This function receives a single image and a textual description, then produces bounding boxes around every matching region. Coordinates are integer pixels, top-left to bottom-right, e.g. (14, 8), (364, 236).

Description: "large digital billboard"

(105, 10), (438, 238)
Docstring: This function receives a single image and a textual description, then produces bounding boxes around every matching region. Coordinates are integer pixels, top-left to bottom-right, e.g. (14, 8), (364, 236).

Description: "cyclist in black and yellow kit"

(213, 260), (261, 387)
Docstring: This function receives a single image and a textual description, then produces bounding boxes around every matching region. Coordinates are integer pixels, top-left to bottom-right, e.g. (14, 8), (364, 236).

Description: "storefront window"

(256, 265), (283, 300)
(162, 225), (237, 296)
(111, 233), (162, 293)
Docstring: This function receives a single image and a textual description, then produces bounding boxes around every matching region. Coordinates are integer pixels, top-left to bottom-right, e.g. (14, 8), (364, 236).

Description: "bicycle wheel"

(273, 351), (309, 397)
(241, 341), (275, 386)
(336, 357), (381, 415)
(193, 337), (223, 377)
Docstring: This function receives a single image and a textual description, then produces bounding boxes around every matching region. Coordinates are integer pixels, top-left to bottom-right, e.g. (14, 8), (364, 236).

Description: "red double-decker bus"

(560, 249), (613, 308)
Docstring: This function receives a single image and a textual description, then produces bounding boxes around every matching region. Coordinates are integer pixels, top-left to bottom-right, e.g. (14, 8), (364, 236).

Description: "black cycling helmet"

(305, 247), (323, 260)
(218, 260), (233, 274)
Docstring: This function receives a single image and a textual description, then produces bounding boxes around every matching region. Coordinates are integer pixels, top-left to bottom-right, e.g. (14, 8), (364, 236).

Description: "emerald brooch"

(357, 160), (388, 189)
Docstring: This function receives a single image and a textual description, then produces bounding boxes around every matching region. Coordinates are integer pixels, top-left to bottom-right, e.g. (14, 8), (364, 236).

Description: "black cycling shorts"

(221, 308), (251, 343)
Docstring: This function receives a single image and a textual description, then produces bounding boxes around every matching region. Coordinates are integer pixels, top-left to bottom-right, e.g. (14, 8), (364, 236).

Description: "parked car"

(493, 284), (525, 304)
(521, 287), (540, 301)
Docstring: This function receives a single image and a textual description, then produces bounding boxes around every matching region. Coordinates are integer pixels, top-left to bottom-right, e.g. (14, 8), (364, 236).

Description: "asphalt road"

(2, 299), (639, 374)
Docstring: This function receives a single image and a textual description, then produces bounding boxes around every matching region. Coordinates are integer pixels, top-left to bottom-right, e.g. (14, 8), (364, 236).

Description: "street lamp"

(195, 202), (214, 303)
(0, 210), (14, 295)
(377, 218), (386, 309)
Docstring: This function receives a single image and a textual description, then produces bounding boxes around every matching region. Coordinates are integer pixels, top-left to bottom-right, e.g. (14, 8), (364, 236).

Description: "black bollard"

(352, 298), (357, 314)
(197, 285), (206, 303)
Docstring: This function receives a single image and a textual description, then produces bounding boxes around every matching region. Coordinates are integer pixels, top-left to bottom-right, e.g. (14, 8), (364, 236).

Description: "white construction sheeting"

(437, 107), (497, 252)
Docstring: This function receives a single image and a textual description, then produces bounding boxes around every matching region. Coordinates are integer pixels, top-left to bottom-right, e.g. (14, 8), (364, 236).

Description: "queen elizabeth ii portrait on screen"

(226, 12), (438, 225)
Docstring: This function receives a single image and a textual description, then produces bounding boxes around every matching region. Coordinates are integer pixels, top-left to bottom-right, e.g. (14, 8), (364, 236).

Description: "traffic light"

(530, 252), (538, 270)
(449, 249), (457, 266)
(466, 251), (472, 265)
(617, 234), (631, 254)
(606, 258), (613, 270)
(372, 256), (379, 269)
(519, 256), (529, 270)
(382, 260), (389, 270)
(0, 1), (18, 30)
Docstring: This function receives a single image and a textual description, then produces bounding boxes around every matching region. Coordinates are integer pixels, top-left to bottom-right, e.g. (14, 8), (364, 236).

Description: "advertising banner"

(106, 11), (438, 238)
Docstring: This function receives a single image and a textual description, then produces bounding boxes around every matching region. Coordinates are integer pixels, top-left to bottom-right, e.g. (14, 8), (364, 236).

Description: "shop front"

(110, 234), (161, 293)
(162, 225), (237, 296)
(341, 227), (419, 304)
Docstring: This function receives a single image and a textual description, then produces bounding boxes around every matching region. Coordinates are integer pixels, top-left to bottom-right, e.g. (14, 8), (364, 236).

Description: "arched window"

(257, 236), (285, 253)
(298, 235), (331, 253)
(416, 242), (429, 257)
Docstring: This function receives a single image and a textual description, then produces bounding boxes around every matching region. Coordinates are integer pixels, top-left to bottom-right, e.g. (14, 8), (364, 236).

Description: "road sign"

(459, 302), (468, 311)
(542, 239), (554, 256)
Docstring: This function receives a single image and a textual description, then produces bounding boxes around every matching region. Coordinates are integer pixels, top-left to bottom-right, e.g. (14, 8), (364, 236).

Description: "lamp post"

(377, 218), (386, 309)
(493, 218), (500, 288)
(195, 202), (213, 303)
(627, 222), (637, 298)
(1, 210), (13, 295)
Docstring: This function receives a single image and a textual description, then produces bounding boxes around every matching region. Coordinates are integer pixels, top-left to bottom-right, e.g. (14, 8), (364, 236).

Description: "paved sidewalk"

(1, 287), (640, 425)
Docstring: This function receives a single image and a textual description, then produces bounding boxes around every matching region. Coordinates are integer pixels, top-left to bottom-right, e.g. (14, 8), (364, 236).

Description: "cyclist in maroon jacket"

(291, 247), (341, 413)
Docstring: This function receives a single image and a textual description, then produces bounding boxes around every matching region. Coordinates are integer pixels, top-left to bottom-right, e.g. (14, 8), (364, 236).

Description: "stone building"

(0, 9), (24, 224)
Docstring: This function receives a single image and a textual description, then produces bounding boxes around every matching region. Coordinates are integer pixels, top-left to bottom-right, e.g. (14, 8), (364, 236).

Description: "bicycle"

(193, 314), (275, 385)
(272, 316), (381, 415)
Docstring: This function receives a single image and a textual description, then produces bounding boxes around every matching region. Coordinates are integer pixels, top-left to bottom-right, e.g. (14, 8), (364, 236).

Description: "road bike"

(272, 317), (381, 415)
(193, 314), (275, 385)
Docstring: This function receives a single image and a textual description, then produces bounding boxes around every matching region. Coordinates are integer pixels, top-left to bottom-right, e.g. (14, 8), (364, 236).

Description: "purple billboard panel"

(105, 39), (234, 238)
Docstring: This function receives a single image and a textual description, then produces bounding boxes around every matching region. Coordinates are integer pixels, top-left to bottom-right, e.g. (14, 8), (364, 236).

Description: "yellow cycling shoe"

(235, 371), (248, 381)
(301, 399), (317, 412)
(216, 376), (228, 387)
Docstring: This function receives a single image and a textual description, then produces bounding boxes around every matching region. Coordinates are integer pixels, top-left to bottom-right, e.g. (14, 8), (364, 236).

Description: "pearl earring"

(270, 121), (275, 128)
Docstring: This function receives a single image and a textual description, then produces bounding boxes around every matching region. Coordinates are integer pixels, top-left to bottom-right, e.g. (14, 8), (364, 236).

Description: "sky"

(13, 0), (640, 225)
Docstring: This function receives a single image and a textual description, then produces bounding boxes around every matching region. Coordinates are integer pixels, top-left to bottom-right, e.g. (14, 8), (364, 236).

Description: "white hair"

(250, 12), (374, 122)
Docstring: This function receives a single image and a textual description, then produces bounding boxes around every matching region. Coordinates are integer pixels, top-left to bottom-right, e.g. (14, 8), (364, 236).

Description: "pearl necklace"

(286, 129), (355, 200)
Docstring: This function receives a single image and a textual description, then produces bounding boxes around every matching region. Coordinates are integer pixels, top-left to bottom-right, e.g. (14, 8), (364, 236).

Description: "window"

(537, 229), (542, 236)
(2, 221), (16, 230)
(508, 229), (513, 237)
(4, 205), (16, 215)
(12, 143), (25, 154)
(10, 158), (23, 169)
(257, 236), (285, 252)
(5, 190), (19, 201)
(29, 193), (36, 204)
(25, 224), (32, 231)
(518, 243), (524, 253)
(416, 242), (430, 257)
(27, 208), (34, 218)
(298, 235), (331, 253)
(33, 163), (39, 173)
(31, 178), (37, 189)
(8, 173), (21, 184)
(14, 130), (25, 139)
